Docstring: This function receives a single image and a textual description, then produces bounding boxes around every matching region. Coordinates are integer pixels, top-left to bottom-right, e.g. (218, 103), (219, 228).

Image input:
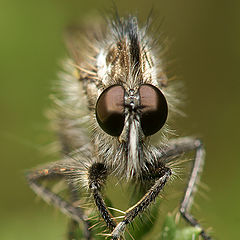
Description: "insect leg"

(26, 160), (91, 240)
(111, 166), (172, 240)
(162, 137), (211, 240)
(88, 162), (117, 231)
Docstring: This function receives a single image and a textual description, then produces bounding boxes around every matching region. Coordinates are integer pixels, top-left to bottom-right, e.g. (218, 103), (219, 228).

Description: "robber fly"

(26, 12), (211, 240)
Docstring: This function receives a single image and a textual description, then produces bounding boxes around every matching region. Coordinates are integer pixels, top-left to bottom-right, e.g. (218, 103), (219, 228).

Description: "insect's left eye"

(139, 84), (168, 136)
(96, 85), (125, 136)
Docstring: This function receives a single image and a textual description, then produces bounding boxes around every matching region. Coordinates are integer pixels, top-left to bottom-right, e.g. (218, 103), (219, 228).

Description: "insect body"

(26, 14), (211, 240)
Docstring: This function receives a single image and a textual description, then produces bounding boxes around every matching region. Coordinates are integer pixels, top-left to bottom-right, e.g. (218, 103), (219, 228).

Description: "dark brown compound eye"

(96, 85), (125, 136)
(139, 84), (168, 136)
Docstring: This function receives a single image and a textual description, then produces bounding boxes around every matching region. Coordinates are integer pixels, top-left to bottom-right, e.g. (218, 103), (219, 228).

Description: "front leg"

(88, 162), (117, 231)
(111, 166), (172, 240)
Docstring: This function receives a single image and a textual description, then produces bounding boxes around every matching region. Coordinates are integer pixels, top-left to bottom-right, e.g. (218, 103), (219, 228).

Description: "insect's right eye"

(96, 85), (125, 136)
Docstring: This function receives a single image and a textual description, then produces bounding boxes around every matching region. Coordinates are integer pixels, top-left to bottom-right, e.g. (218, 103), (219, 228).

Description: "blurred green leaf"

(158, 215), (201, 240)
(158, 215), (176, 240)
(175, 227), (201, 240)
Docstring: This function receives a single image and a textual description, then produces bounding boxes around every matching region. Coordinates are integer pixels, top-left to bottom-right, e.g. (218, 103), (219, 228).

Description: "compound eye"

(139, 84), (168, 136)
(96, 85), (125, 136)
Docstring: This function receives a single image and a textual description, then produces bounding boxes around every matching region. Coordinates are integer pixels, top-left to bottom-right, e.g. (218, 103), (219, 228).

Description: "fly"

(26, 12), (211, 240)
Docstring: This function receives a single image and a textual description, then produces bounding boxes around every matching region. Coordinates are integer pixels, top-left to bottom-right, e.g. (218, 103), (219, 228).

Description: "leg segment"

(88, 162), (117, 231)
(26, 160), (91, 240)
(162, 137), (211, 240)
(111, 167), (172, 240)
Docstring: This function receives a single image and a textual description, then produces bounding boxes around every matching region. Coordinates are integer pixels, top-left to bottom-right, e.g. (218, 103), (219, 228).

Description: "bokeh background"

(0, 0), (239, 239)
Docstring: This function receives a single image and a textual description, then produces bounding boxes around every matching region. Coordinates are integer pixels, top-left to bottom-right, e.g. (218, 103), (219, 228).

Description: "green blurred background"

(0, 0), (239, 239)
